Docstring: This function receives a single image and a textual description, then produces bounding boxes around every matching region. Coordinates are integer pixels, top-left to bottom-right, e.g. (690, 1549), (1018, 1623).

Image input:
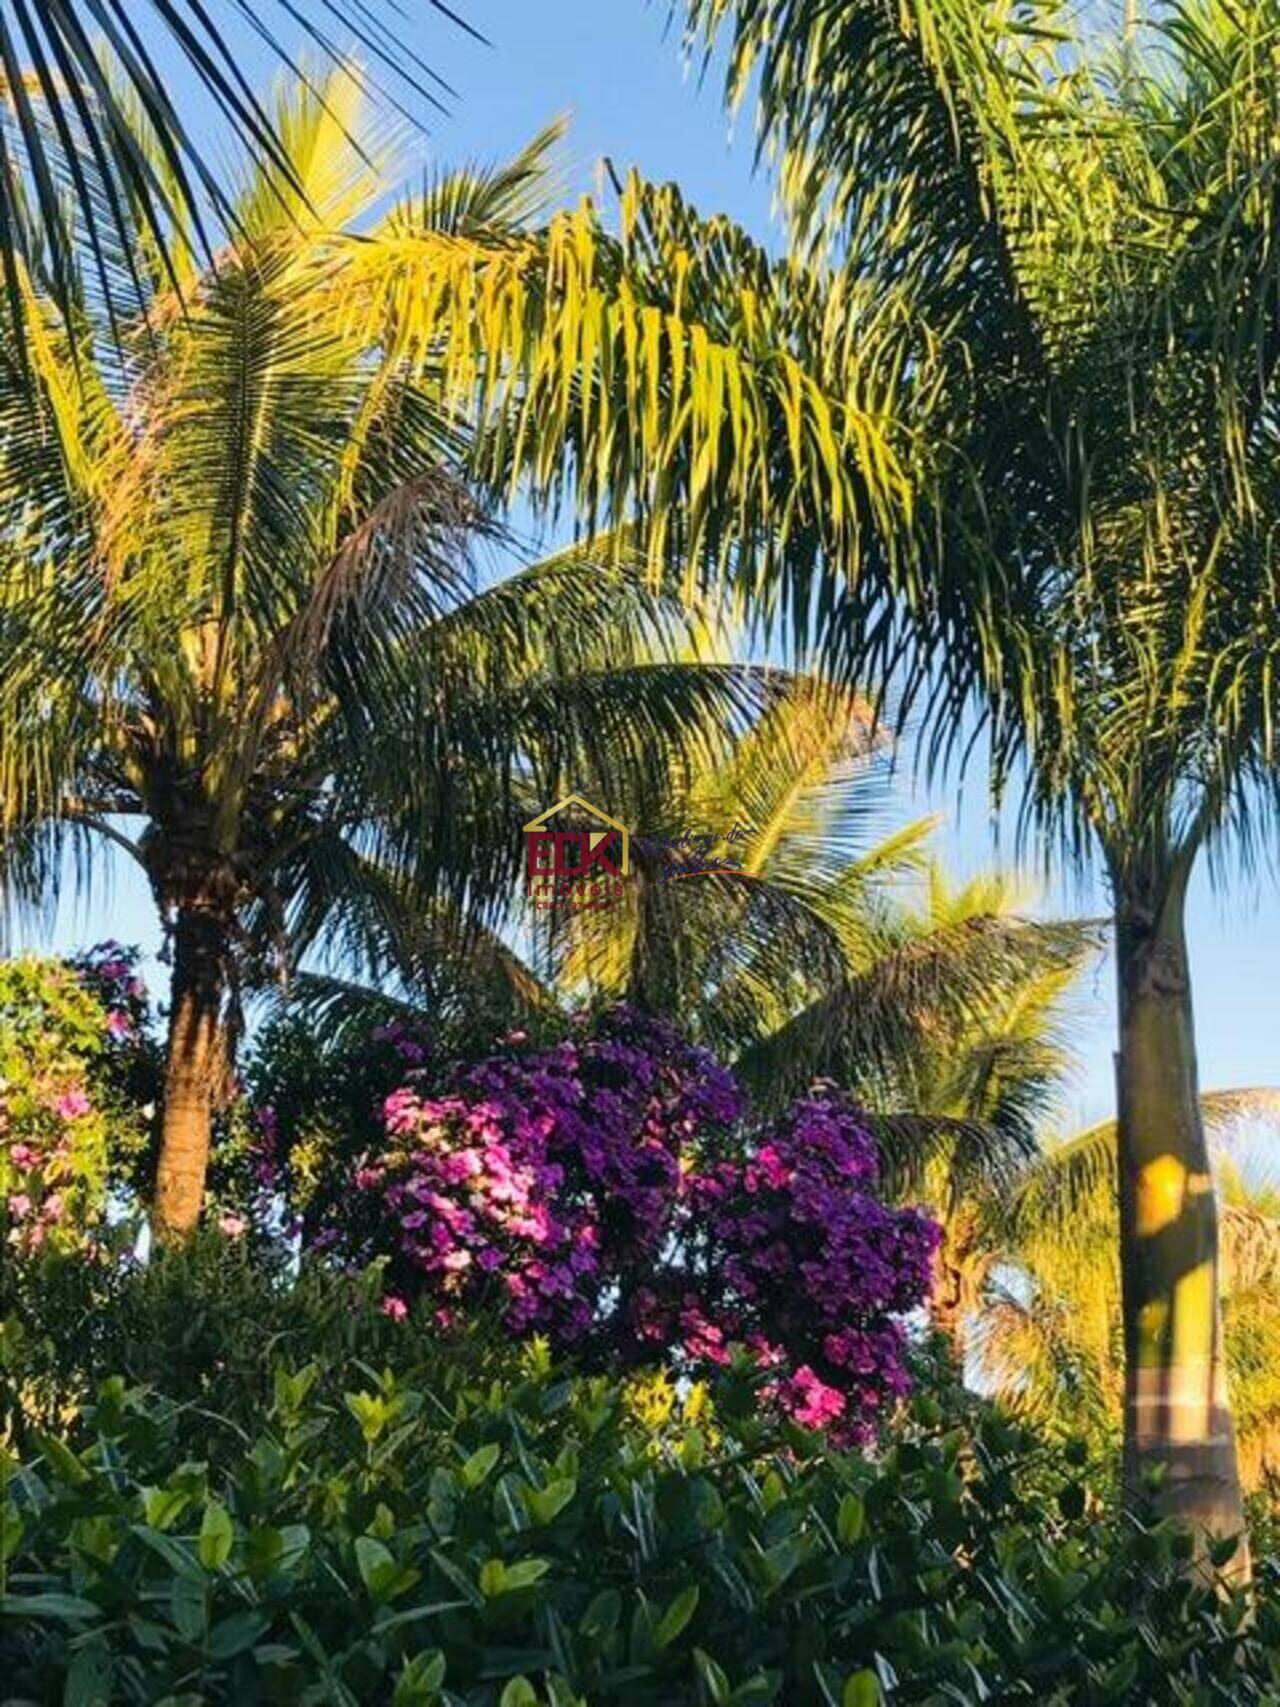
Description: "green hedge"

(4, 1335), (1279, 1704)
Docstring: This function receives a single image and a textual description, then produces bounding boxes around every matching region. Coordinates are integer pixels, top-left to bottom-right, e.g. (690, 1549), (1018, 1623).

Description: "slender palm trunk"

(152, 899), (231, 1242)
(1114, 866), (1248, 1569)
(930, 1204), (976, 1370)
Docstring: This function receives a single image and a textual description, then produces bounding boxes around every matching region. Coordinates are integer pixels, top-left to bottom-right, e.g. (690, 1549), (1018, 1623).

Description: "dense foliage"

(2, 1245), (1276, 1706)
(2, 957), (1279, 1704)
(0, 945), (154, 1256)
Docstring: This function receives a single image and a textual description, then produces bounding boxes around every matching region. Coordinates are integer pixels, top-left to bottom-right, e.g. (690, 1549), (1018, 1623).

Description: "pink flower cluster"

(68, 941), (148, 1047)
(682, 1096), (940, 1439)
(325, 1009), (937, 1442)
(4, 1078), (93, 1255)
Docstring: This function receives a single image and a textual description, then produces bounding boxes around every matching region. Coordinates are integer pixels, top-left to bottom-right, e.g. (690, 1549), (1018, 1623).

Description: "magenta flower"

(381, 1295), (409, 1321)
(313, 1006), (936, 1442)
(55, 1089), (91, 1121)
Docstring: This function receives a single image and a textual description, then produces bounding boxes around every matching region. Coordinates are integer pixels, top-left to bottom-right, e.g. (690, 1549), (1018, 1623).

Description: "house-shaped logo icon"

(522, 794), (630, 879)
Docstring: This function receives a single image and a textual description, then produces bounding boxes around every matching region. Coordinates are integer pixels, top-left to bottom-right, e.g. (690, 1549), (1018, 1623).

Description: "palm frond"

(1004, 1087), (1280, 1238)
(1, 8), (474, 355)
(735, 910), (1098, 1114)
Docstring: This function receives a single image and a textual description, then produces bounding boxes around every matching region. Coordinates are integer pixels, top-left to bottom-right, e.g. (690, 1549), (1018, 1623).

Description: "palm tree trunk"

(1114, 866), (1248, 1570)
(153, 900), (231, 1242)
(930, 1203), (976, 1371)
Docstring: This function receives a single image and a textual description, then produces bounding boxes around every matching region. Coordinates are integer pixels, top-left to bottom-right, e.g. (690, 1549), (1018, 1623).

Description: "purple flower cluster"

(68, 941), (148, 1047)
(326, 1009), (937, 1442)
(684, 1097), (940, 1438)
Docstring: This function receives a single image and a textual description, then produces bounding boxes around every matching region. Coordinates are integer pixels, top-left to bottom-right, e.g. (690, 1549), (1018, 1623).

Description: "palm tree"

(676, 0), (1280, 1543)
(0, 78), (767, 1241)
(550, 677), (1092, 1119)
(0, 1), (476, 351)
(974, 1092), (1280, 1494)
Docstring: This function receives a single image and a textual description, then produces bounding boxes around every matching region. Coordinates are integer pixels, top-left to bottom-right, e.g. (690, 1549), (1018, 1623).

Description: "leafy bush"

(229, 1012), (438, 1241)
(3, 1313), (1278, 1706)
(0, 1234), (511, 1459)
(304, 1007), (938, 1443)
(0, 945), (156, 1256)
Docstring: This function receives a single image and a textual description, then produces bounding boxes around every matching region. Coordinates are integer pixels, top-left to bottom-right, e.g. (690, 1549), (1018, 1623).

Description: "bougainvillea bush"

(0, 945), (155, 1257)
(305, 1007), (939, 1443)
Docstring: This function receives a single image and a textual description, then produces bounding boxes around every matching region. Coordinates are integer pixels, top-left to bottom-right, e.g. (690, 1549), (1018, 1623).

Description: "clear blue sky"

(25, 2), (1280, 1130)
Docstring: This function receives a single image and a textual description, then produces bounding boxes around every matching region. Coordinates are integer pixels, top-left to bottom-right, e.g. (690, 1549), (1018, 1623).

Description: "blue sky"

(25, 2), (1280, 1129)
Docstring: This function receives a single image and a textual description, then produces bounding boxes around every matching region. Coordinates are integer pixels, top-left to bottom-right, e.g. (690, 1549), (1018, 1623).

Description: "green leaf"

(504, 1558), (551, 1591)
(654, 1584), (699, 1650)
(837, 1493), (865, 1546)
(680, 1427), (707, 1470)
(372, 1600), (470, 1634)
(207, 1611), (269, 1660)
(461, 1443), (501, 1488)
(345, 1390), (389, 1444)
(476, 1556), (549, 1598)
(2, 1592), (100, 1622)
(132, 1526), (204, 1582)
(727, 1678), (776, 1707)
(198, 1500), (234, 1571)
(170, 1575), (207, 1643)
(279, 1525), (311, 1569)
(429, 1548), (484, 1608)
(393, 1650), (447, 1705)
(64, 1641), (113, 1707)
(243, 1524), (285, 1580)
(843, 1671), (881, 1707)
(0, 1503), (23, 1565)
(355, 1534), (419, 1601)
(694, 1648), (731, 1706)
(523, 1477), (577, 1526)
(356, 1535), (396, 1596)
(499, 1680), (539, 1707)
(579, 1588), (622, 1640)
(144, 1486), (192, 1532)
(36, 1431), (90, 1486)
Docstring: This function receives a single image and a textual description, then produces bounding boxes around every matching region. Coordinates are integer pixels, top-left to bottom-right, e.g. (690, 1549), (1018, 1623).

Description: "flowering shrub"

(228, 1012), (437, 1238)
(687, 1095), (939, 1437)
(324, 1007), (938, 1441)
(1, 945), (153, 1255)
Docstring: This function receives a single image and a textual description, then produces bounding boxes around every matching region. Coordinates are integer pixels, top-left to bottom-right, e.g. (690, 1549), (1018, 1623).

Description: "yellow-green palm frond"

(735, 906), (1098, 1118)
(0, 7), (474, 355)
(319, 168), (927, 617)
(1003, 1087), (1280, 1239)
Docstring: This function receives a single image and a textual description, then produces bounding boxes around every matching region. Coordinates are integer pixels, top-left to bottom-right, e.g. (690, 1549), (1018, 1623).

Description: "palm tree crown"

(677, 0), (1280, 1549)
(0, 75), (768, 1237)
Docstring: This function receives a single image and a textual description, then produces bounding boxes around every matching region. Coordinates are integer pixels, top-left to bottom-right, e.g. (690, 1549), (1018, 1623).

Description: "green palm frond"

(735, 909), (1098, 1114)
(545, 671), (906, 1046)
(1003, 1087), (1280, 1238)
(396, 120), (567, 238)
(1, 7), (475, 354)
